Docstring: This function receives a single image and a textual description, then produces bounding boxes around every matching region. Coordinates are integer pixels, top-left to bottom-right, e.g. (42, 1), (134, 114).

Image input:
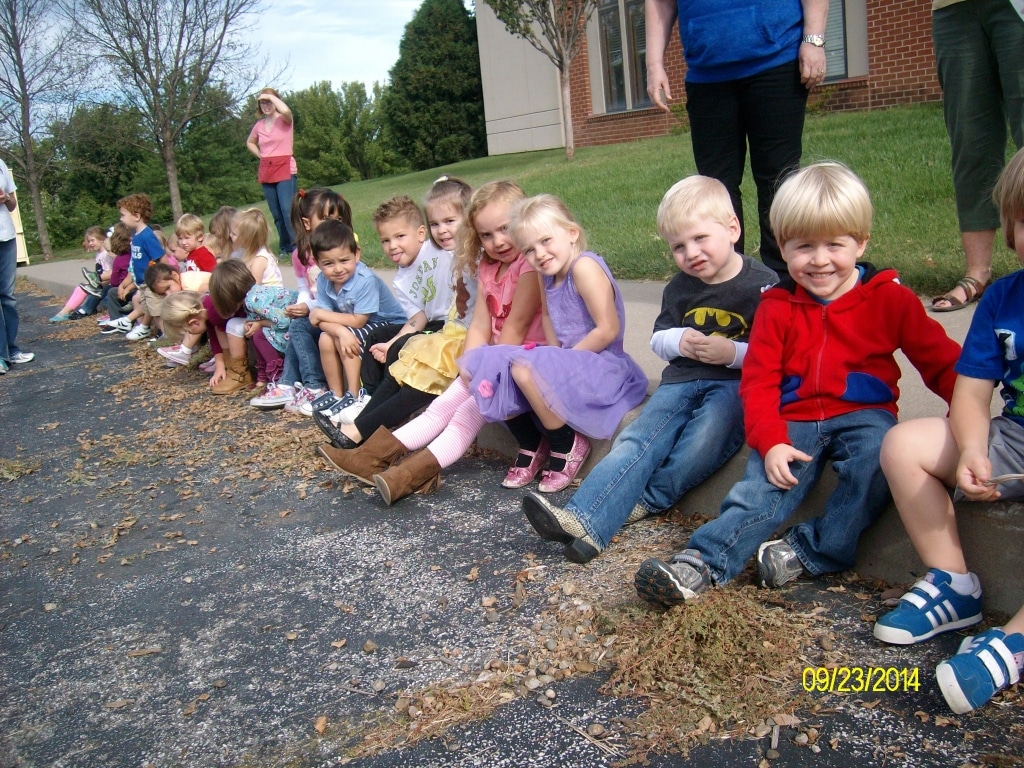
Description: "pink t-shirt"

(477, 256), (545, 345)
(248, 117), (297, 175)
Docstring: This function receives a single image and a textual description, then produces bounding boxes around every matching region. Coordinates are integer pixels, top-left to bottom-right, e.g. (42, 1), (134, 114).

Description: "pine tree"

(382, 0), (487, 170)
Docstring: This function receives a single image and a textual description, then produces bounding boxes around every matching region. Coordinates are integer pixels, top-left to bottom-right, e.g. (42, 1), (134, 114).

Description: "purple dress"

(459, 252), (648, 439)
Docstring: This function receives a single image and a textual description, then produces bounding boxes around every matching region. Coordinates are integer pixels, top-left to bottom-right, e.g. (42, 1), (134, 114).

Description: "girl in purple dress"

(460, 195), (648, 492)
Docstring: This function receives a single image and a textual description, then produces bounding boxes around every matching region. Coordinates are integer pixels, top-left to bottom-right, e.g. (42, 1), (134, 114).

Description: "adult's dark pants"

(685, 59), (808, 278)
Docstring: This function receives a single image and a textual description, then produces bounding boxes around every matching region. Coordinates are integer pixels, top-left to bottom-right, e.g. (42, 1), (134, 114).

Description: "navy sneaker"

(936, 628), (1024, 714)
(635, 549), (713, 607)
(873, 568), (982, 645)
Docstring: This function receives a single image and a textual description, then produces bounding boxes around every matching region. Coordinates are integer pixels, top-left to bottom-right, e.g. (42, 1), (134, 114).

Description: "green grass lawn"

(42, 103), (1021, 297)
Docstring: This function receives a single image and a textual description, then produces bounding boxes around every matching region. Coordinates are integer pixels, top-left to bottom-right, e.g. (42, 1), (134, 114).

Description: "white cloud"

(249, 0), (422, 92)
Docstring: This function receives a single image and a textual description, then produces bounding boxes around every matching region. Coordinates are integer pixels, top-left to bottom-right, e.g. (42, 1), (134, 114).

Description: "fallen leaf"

(771, 713), (801, 727)
(286, 631), (299, 641)
(104, 699), (134, 709)
(314, 715), (327, 735)
(127, 646), (163, 657)
(465, 566), (479, 582)
(363, 640), (377, 653)
(331, 639), (347, 649)
(279, 509), (291, 518)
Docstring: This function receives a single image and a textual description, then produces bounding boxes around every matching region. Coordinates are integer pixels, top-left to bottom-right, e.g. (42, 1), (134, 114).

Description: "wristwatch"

(802, 34), (825, 47)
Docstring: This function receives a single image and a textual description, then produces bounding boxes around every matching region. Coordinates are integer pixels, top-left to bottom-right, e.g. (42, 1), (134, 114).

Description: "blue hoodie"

(676, 0), (803, 83)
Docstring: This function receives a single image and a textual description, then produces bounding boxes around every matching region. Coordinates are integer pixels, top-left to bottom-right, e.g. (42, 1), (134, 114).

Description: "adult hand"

(763, 443), (813, 490)
(369, 341), (390, 363)
(799, 42), (827, 89)
(647, 63), (673, 113)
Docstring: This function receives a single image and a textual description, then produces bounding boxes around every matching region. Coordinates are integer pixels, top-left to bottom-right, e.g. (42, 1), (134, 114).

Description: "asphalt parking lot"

(2, 282), (1022, 768)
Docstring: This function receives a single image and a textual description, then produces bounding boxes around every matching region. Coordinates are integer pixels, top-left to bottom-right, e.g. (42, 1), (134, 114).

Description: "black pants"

(685, 59), (808, 277)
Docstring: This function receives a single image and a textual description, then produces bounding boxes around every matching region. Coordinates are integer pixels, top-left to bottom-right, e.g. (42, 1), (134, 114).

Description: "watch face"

(803, 34), (825, 47)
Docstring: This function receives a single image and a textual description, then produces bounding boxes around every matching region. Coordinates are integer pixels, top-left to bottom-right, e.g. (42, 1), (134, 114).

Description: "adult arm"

(645, 0), (679, 112)
(462, 281), (493, 353)
(262, 92), (292, 124)
(799, 0), (829, 88)
(0, 188), (15, 212)
(245, 125), (261, 158)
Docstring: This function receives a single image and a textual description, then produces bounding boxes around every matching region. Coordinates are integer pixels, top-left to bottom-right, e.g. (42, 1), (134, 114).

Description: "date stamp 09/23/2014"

(802, 666), (921, 694)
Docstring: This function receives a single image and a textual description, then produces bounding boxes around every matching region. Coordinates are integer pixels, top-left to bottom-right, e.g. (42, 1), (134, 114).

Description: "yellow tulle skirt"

(389, 321), (468, 395)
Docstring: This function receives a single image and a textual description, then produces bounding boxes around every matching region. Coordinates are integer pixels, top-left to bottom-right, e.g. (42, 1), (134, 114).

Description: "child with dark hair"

(288, 187), (352, 316)
(210, 260), (296, 390)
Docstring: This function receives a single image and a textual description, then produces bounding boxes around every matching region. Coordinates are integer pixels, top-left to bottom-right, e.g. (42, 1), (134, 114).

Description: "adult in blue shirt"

(645, 0), (828, 277)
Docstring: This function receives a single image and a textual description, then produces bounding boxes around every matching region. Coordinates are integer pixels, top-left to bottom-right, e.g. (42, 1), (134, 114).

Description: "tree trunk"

(18, 109), (53, 260)
(159, 127), (184, 221)
(560, 66), (574, 160)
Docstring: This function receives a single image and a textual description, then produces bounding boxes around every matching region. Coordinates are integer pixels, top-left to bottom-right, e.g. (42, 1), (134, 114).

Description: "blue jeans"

(568, 380), (746, 549)
(261, 174), (296, 253)
(280, 317), (326, 389)
(0, 237), (20, 360)
(686, 60), (807, 276)
(689, 408), (896, 584)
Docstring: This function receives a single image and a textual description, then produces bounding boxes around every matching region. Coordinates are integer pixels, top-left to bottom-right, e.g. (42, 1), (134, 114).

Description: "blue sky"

(250, 0), (423, 92)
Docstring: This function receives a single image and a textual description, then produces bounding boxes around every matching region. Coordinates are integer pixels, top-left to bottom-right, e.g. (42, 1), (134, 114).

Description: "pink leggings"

(392, 377), (486, 468)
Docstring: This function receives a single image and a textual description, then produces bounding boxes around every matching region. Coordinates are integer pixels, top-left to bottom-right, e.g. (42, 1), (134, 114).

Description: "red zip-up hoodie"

(740, 265), (961, 457)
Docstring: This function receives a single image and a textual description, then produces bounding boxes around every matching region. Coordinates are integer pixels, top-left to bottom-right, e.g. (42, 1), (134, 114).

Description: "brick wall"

(571, 0), (942, 148)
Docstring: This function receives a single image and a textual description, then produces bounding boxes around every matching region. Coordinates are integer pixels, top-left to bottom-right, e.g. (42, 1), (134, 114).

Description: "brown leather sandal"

(930, 275), (987, 313)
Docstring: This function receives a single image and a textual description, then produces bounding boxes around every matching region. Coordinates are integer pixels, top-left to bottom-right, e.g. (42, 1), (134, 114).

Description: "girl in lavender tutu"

(460, 194), (648, 493)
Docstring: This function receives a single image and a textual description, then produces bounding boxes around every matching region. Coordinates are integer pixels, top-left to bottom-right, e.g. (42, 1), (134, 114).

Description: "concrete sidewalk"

(20, 258), (1023, 617)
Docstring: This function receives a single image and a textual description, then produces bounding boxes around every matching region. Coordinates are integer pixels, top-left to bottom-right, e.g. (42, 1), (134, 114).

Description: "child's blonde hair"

(175, 213), (205, 238)
(770, 162), (873, 246)
(209, 205), (238, 260)
(232, 208), (270, 264)
(82, 226), (104, 248)
(994, 147), (1024, 251)
(162, 290), (205, 337)
(209, 259), (256, 318)
(152, 225), (168, 251)
(454, 180), (526, 279)
(657, 176), (736, 241)
(509, 194), (587, 254)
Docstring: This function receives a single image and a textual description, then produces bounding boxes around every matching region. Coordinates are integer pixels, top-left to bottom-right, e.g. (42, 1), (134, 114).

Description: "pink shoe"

(199, 358), (216, 373)
(501, 439), (550, 489)
(538, 433), (591, 493)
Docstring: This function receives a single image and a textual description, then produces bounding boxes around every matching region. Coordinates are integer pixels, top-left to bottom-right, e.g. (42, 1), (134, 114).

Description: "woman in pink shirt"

(246, 88), (297, 257)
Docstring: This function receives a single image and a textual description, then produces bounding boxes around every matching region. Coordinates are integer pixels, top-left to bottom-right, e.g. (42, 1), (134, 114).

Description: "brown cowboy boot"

(373, 448), (442, 506)
(211, 350), (253, 395)
(317, 426), (408, 485)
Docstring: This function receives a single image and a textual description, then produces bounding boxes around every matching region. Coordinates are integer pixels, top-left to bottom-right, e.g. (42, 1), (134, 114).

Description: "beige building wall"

(475, 4), (565, 155)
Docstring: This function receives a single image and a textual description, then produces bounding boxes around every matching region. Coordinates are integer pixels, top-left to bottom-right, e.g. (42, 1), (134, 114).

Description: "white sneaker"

(101, 317), (132, 334)
(250, 381), (295, 410)
(8, 351), (35, 365)
(335, 388), (371, 425)
(125, 324), (151, 341)
(158, 345), (195, 367)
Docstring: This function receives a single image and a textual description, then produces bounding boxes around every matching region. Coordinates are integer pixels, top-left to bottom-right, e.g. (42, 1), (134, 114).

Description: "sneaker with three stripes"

(873, 568), (982, 645)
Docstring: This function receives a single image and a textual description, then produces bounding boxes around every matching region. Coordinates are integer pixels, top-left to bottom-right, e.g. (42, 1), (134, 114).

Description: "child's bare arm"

(248, 255), (268, 285)
(571, 257), (619, 353)
(463, 291), (493, 353)
(372, 311), (427, 361)
(309, 307), (369, 328)
(496, 272), (542, 346)
(950, 375), (1001, 500)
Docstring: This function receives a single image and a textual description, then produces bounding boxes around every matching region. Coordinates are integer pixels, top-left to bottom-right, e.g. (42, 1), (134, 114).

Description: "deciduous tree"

(68, 0), (265, 220)
(0, 0), (84, 259)
(482, 0), (597, 159)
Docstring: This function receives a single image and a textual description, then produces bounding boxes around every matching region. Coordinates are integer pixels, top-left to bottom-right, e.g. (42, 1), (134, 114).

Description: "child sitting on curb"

(634, 162), (961, 607)
(520, 176), (777, 562)
(873, 147), (1024, 714)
